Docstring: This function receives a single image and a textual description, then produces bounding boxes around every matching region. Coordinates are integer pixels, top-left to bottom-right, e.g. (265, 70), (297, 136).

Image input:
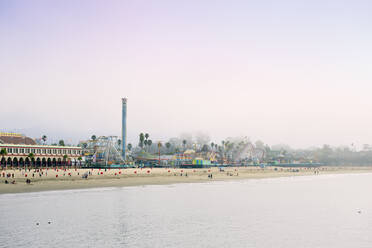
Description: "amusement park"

(74, 98), (319, 169)
(0, 98), (321, 170)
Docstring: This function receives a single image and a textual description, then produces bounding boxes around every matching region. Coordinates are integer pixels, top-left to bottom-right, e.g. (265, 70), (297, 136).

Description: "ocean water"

(1, 173), (372, 248)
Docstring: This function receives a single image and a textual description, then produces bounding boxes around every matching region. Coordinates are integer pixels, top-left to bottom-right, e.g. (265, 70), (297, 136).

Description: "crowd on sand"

(1, 166), (371, 194)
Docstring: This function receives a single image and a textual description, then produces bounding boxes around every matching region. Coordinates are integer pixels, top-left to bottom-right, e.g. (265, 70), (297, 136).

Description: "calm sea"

(1, 173), (372, 248)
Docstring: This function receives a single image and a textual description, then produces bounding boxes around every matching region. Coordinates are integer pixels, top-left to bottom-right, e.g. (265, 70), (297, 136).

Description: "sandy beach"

(1, 166), (372, 194)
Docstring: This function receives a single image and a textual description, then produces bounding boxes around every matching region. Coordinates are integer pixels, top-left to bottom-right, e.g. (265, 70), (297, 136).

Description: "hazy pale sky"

(1, 0), (372, 148)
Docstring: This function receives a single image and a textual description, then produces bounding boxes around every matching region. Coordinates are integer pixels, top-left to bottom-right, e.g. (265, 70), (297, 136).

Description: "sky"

(1, 0), (372, 148)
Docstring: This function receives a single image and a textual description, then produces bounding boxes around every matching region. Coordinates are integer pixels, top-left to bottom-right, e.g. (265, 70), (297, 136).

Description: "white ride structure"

(84, 136), (125, 166)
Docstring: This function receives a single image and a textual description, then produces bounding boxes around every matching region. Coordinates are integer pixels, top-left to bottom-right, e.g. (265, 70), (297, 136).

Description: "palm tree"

(63, 154), (68, 168)
(157, 142), (162, 165)
(182, 140), (187, 151)
(144, 140), (148, 151)
(127, 143), (132, 152)
(77, 156), (82, 167)
(91, 135), (97, 141)
(27, 153), (34, 169)
(0, 148), (7, 168)
(139, 133), (145, 149)
(165, 142), (171, 153)
(145, 133), (149, 141)
(42, 135), (47, 145)
(202, 144), (209, 153)
(147, 140), (152, 151)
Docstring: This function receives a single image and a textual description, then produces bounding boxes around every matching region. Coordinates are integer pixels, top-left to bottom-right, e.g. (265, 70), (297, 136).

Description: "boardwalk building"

(0, 133), (82, 167)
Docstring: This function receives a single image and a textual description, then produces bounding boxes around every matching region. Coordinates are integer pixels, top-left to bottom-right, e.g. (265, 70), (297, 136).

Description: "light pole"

(158, 142), (162, 167)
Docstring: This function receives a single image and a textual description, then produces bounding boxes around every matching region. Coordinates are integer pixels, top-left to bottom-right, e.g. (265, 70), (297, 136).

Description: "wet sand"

(1, 166), (371, 194)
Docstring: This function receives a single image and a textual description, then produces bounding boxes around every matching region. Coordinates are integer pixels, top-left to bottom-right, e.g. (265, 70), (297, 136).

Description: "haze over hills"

(1, 0), (372, 148)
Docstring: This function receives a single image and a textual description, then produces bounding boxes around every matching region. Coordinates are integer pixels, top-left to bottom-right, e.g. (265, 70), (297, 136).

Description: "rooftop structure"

(0, 132), (36, 145)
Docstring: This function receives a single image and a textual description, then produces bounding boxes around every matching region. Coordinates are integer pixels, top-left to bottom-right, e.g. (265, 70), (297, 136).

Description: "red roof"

(0, 136), (36, 145)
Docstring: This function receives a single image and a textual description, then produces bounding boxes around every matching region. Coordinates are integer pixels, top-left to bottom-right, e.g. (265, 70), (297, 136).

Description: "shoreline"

(1, 166), (372, 194)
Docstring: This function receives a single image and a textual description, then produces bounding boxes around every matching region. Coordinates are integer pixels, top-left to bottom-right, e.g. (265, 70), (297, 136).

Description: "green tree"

(145, 133), (149, 140)
(27, 153), (34, 169)
(182, 140), (187, 151)
(63, 154), (68, 168)
(165, 142), (171, 153)
(139, 133), (145, 149)
(201, 144), (209, 153)
(117, 139), (121, 148)
(147, 139), (153, 148)
(0, 148), (7, 168)
(127, 143), (132, 151)
(59, 140), (65, 146)
(78, 156), (82, 167)
(91, 135), (97, 141)
(42, 135), (47, 145)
